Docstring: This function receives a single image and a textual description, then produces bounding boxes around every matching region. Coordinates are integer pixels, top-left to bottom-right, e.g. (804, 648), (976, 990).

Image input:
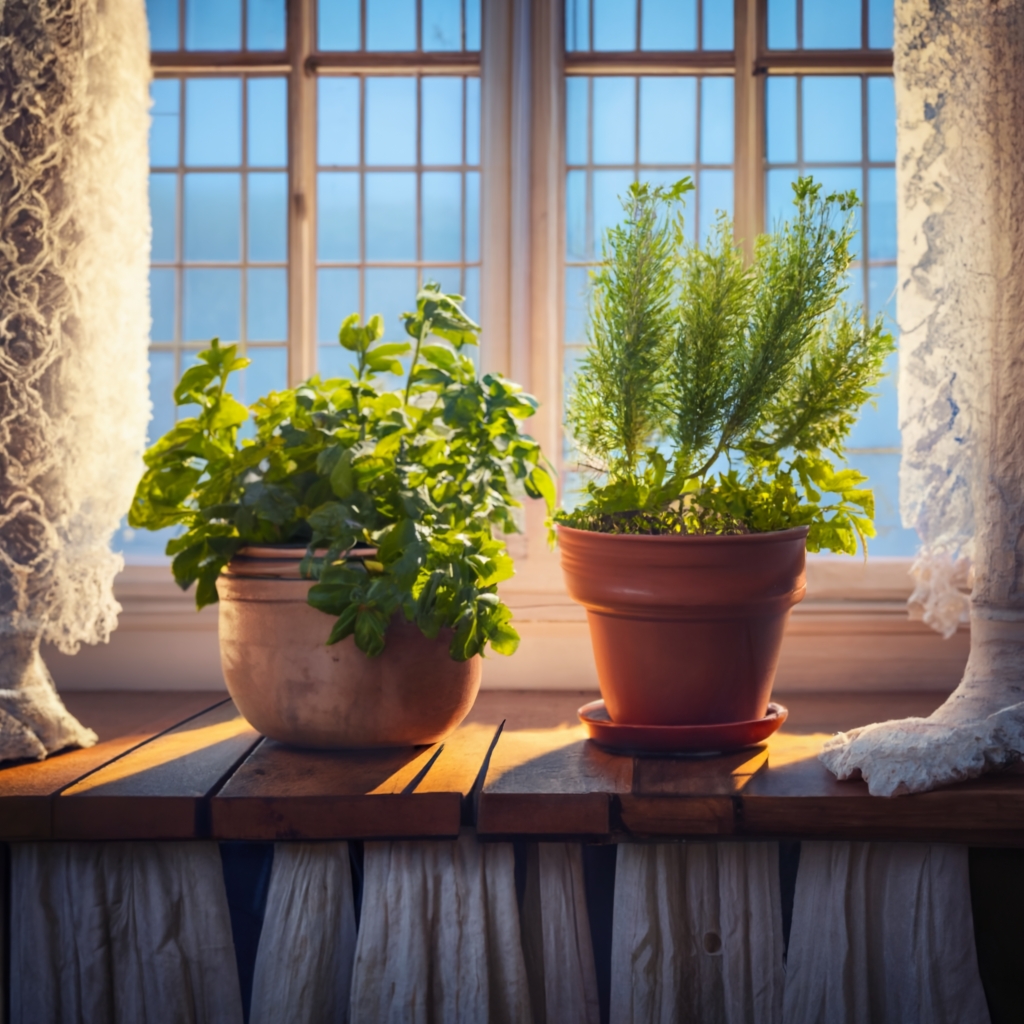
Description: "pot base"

(578, 699), (788, 756)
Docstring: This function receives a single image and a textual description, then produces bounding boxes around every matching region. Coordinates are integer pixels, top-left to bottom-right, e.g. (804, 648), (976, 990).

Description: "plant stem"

(404, 318), (431, 406)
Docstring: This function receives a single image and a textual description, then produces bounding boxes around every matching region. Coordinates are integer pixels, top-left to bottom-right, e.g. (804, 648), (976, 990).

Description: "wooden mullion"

(565, 50), (735, 75)
(733, 0), (764, 262)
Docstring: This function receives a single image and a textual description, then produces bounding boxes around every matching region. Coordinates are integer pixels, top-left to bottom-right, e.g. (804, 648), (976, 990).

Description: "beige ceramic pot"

(216, 546), (482, 748)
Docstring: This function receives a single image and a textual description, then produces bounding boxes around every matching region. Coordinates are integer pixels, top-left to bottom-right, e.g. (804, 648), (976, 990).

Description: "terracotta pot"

(557, 525), (808, 726)
(215, 546), (481, 748)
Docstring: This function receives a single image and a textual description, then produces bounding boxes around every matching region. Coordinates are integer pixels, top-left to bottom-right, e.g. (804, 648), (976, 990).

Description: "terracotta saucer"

(578, 700), (788, 757)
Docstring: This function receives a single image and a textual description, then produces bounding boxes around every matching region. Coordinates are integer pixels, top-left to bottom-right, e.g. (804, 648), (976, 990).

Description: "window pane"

(365, 172), (416, 260)
(247, 269), (288, 340)
(317, 268), (360, 343)
(641, 0), (696, 51)
(247, 0), (285, 48)
(185, 79), (241, 166)
(150, 269), (177, 341)
(184, 173), (241, 260)
(767, 0), (796, 49)
(148, 350), (177, 442)
(185, 0), (241, 49)
(365, 268), (418, 339)
(702, 0), (733, 49)
(241, 347), (288, 404)
(422, 78), (463, 165)
(423, 0), (460, 51)
(318, 78), (360, 166)
(847, 349), (896, 448)
(150, 174), (177, 262)
(594, 0), (637, 51)
(809, 166), (862, 259)
(594, 170), (634, 248)
(869, 0), (894, 48)
(700, 77), (733, 163)
(566, 0), (590, 51)
(422, 172), (462, 261)
(462, 266), (480, 322)
(868, 264), (896, 323)
(804, 0), (860, 48)
(319, 0), (360, 49)
(465, 170), (479, 262)
(698, 169), (733, 238)
(365, 78), (416, 165)
(367, 0), (415, 50)
(317, 172), (360, 261)
(766, 76), (797, 163)
(147, 0), (180, 50)
(566, 170), (588, 260)
(868, 77), (895, 162)
(593, 78), (635, 165)
(248, 172), (288, 262)
(802, 77), (861, 162)
(766, 167), (799, 228)
(249, 78), (287, 166)
(566, 78), (588, 165)
(150, 80), (180, 166)
(466, 78), (480, 164)
(184, 268), (241, 340)
(465, 0), (481, 50)
(868, 167), (895, 261)
(845, 453), (917, 555)
(564, 266), (591, 343)
(639, 77), (695, 165)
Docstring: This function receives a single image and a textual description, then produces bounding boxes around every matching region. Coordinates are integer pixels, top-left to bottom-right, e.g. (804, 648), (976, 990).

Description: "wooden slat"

(211, 722), (499, 841)
(54, 700), (259, 840)
(0, 692), (226, 840)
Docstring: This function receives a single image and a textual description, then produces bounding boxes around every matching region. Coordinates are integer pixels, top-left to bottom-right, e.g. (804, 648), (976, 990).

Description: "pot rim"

(555, 523), (809, 545)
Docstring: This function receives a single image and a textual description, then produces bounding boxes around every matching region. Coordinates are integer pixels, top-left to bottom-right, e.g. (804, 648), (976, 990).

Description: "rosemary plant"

(559, 177), (895, 554)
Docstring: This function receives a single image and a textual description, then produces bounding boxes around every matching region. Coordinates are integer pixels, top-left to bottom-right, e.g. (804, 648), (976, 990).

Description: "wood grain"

(0, 692), (225, 840)
(54, 700), (259, 840)
(210, 722), (500, 841)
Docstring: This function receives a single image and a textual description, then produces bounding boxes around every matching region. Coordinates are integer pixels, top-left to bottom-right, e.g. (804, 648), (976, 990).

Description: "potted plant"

(557, 177), (894, 743)
(129, 285), (555, 748)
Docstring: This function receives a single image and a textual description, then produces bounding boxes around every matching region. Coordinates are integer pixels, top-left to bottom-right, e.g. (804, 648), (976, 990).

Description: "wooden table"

(3, 690), (1023, 846)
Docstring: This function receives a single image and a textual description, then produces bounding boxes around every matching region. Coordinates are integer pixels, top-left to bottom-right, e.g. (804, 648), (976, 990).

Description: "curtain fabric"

(9, 842), (242, 1024)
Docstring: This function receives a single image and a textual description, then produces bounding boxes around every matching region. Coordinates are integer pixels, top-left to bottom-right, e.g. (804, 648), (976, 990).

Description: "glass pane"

(147, 0), (180, 50)
(702, 0), (733, 49)
(150, 80), (180, 166)
(317, 267), (360, 343)
(809, 166), (862, 259)
(150, 174), (177, 262)
(847, 349), (896, 448)
(868, 264), (896, 323)
(185, 78), (242, 166)
(318, 0), (360, 50)
(804, 0), (861, 48)
(318, 78), (360, 166)
(423, 0), (460, 50)
(641, 0), (696, 51)
(462, 265), (480, 322)
(639, 77), (695, 165)
(767, 0), (796, 49)
(848, 453), (917, 555)
(868, 167), (895, 261)
(422, 78), (463, 165)
(365, 172), (416, 260)
(698, 169), (733, 237)
(868, 77), (895, 162)
(700, 77), (733, 163)
(566, 170), (588, 260)
(594, 0), (637, 51)
(184, 172), (241, 260)
(869, 0), (894, 49)
(366, 0), (415, 50)
(247, 269), (288, 340)
(566, 0), (590, 51)
(185, 0), (241, 49)
(241, 347), (288, 404)
(365, 268), (418, 339)
(247, 0), (285, 48)
(802, 77), (861, 162)
(150, 269), (177, 341)
(421, 172), (462, 261)
(564, 266), (591, 343)
(466, 78), (480, 164)
(317, 173), (360, 261)
(248, 78), (287, 166)
(765, 167), (799, 228)
(566, 77), (588, 165)
(593, 78), (635, 165)
(184, 268), (241, 340)
(465, 171), (479, 262)
(365, 78), (416, 165)
(466, 0), (481, 50)
(594, 170), (634, 250)
(765, 76), (797, 163)
(148, 350), (177, 442)
(248, 172), (288, 261)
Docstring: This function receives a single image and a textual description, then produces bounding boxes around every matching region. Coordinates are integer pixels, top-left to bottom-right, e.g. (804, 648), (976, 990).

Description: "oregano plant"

(558, 176), (896, 555)
(129, 284), (555, 660)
